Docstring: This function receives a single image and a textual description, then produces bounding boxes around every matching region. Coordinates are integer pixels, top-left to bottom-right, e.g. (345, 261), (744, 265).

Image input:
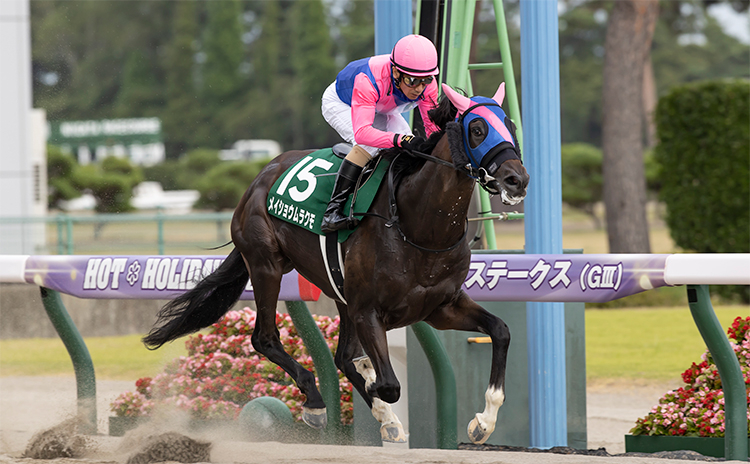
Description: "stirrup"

(321, 213), (358, 233)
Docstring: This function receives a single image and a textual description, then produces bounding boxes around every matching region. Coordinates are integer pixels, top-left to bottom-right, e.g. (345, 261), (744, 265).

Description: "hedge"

(654, 79), (749, 302)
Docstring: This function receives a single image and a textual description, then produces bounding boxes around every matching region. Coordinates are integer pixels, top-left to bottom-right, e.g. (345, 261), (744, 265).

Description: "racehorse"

(143, 82), (529, 445)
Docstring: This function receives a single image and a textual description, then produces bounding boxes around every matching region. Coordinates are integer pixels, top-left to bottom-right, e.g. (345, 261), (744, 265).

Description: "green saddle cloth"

(267, 148), (390, 242)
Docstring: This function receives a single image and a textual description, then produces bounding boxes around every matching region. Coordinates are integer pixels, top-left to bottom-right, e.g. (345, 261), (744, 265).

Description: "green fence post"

(39, 287), (97, 434)
(156, 209), (165, 255)
(687, 285), (748, 461)
(285, 301), (342, 441)
(56, 215), (65, 255)
(411, 322), (458, 449)
(65, 215), (74, 255)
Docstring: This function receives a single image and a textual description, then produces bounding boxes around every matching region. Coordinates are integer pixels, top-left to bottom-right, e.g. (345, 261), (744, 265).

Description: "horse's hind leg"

(242, 255), (327, 429)
(333, 303), (406, 443)
(426, 292), (511, 445)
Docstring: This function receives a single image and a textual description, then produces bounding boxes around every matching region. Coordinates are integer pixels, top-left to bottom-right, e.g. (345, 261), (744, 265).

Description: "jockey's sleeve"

(350, 73), (400, 148)
(418, 81), (440, 137)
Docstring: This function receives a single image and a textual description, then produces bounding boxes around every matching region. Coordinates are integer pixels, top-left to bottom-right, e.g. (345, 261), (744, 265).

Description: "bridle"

(351, 136), (500, 253)
(348, 101), (523, 253)
(455, 101), (523, 195)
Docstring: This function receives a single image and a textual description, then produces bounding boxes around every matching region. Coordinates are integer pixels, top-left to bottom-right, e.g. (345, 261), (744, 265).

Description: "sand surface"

(1, 376), (726, 464)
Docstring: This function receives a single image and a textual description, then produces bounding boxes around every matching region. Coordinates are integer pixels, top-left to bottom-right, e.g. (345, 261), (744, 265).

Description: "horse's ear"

(492, 82), (506, 106)
(442, 83), (472, 114)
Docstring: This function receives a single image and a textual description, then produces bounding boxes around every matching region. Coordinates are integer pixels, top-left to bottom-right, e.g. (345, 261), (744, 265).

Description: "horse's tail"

(142, 247), (248, 350)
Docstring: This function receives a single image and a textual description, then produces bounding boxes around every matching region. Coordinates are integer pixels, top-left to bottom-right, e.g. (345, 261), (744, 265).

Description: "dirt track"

(0, 376), (718, 464)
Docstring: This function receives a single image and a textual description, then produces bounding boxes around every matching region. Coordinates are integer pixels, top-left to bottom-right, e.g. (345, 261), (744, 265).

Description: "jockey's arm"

(350, 74), (402, 149)
(418, 81), (440, 137)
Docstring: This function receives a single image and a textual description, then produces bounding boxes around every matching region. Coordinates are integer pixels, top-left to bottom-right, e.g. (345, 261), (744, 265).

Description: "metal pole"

(411, 322), (458, 449)
(686, 285), (748, 461)
(157, 208), (165, 255)
(479, 191), (497, 249)
(374, 0), (412, 55)
(65, 215), (74, 254)
(56, 215), (64, 255)
(39, 287), (97, 434)
(285, 301), (342, 441)
(520, 0), (567, 448)
(492, 0), (523, 153)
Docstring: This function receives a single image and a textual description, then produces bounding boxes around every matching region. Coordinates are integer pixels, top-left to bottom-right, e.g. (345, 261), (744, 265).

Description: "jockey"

(320, 34), (441, 233)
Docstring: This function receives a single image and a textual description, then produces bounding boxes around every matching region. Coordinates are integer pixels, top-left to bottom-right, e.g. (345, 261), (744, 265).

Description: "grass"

(0, 334), (187, 380)
(1, 306), (747, 386)
(585, 306), (747, 382)
(492, 206), (677, 255)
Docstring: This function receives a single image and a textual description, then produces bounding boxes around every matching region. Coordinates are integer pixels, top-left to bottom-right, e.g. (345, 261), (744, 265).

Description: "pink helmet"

(390, 34), (439, 77)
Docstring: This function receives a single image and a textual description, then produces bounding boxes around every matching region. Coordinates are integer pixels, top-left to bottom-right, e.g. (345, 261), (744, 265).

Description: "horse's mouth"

(484, 179), (526, 205)
(500, 189), (525, 206)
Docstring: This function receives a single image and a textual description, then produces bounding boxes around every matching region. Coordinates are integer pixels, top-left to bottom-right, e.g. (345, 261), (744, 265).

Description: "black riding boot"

(320, 159), (363, 233)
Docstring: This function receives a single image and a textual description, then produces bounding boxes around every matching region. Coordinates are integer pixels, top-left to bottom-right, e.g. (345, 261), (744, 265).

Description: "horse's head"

(442, 83), (529, 205)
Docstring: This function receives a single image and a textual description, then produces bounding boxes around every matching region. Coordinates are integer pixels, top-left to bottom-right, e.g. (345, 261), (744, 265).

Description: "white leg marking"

(353, 356), (406, 443)
(373, 398), (406, 443)
(353, 356), (376, 388)
(468, 386), (505, 444)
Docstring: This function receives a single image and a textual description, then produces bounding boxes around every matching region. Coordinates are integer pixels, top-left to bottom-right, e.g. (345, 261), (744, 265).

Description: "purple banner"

(463, 254), (670, 302)
(19, 254), (672, 303)
(23, 255), (319, 301)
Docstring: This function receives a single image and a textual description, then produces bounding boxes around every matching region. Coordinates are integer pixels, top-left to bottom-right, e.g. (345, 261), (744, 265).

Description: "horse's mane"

(376, 94), (460, 181)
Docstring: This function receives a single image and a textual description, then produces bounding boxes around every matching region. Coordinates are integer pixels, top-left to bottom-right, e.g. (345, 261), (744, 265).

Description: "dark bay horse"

(143, 82), (529, 444)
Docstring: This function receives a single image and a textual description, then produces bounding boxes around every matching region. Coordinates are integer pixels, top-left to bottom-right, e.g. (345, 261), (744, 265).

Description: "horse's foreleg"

(245, 261), (327, 429)
(350, 312), (406, 443)
(426, 293), (511, 445)
(332, 303), (373, 408)
(353, 356), (407, 443)
(352, 312), (400, 403)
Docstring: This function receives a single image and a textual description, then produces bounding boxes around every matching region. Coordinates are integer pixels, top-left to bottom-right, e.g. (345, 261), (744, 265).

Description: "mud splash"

(125, 432), (211, 464)
(23, 418), (89, 459)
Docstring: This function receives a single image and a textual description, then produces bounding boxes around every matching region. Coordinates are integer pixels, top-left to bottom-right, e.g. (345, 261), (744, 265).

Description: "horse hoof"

(380, 422), (407, 443)
(302, 407), (327, 429)
(467, 415), (491, 444)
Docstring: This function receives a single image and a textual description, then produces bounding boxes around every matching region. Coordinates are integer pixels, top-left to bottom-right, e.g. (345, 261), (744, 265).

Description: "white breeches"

(321, 82), (413, 157)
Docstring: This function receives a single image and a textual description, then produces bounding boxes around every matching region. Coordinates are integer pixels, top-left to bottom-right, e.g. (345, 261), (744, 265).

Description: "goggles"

(401, 75), (434, 88)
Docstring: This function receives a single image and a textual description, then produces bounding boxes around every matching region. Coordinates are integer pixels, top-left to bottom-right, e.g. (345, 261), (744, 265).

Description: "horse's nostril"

(504, 176), (519, 186)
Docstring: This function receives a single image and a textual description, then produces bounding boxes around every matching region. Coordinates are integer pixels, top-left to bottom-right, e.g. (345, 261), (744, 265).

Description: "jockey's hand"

(397, 135), (426, 152)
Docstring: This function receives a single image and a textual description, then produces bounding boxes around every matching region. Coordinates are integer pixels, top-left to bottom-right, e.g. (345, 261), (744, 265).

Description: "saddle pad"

(267, 148), (390, 242)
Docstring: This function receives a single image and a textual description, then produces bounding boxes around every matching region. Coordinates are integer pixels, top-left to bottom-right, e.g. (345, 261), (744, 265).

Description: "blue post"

(520, 0), (567, 448)
(374, 0), (412, 55)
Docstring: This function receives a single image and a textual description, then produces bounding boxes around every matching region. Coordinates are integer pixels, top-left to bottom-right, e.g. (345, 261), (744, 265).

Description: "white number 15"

(275, 156), (335, 203)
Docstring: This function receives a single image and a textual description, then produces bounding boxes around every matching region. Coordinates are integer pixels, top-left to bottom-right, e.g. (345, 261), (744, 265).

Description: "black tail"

(142, 247), (249, 350)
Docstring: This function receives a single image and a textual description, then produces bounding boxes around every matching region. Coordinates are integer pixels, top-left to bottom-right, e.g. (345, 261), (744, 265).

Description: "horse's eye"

(467, 119), (488, 149)
(469, 119), (487, 137)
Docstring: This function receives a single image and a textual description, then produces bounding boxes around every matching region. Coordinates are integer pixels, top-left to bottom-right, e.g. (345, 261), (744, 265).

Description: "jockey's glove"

(396, 134), (426, 152)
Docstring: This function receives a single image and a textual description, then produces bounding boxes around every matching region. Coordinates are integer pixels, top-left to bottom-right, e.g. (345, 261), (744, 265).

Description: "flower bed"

(626, 316), (750, 456)
(111, 308), (353, 427)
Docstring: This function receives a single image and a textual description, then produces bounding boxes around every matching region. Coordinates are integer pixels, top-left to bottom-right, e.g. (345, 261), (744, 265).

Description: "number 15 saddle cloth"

(267, 147), (390, 243)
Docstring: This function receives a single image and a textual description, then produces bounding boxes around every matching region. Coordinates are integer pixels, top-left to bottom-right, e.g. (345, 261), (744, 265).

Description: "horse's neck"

(397, 140), (475, 242)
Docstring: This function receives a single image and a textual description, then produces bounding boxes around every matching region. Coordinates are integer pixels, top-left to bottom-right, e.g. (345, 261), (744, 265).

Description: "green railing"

(0, 211), (234, 255)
